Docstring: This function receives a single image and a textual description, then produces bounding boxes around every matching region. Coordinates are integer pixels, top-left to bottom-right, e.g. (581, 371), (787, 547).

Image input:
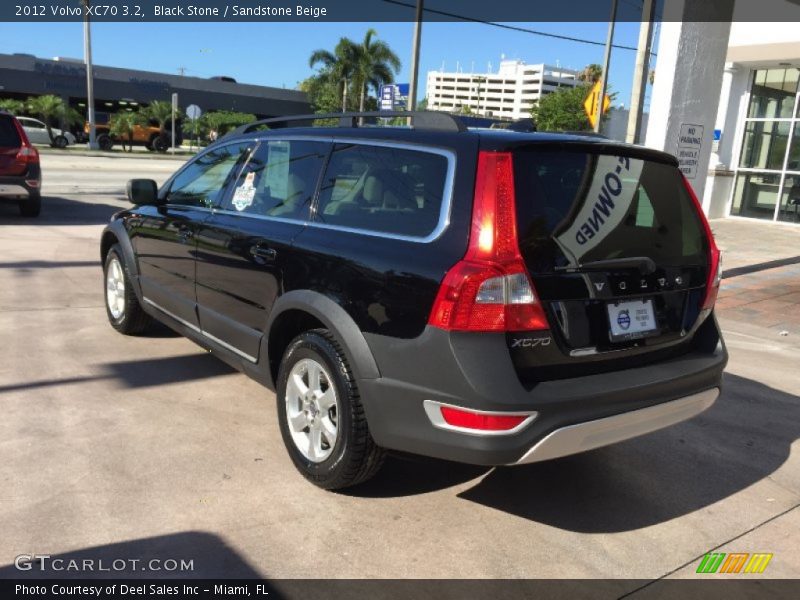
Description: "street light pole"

(407, 0), (424, 111)
(82, 0), (97, 149)
(595, 0), (618, 134)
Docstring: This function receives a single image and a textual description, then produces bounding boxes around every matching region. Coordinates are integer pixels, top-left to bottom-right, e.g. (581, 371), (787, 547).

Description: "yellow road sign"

(583, 81), (611, 129)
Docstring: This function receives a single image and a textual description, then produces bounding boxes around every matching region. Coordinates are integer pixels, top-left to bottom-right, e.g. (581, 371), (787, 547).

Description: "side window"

(166, 142), (254, 208)
(316, 143), (449, 238)
(222, 139), (327, 219)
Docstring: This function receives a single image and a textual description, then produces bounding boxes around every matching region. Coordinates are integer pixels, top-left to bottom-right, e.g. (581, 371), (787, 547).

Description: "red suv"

(0, 111), (41, 217)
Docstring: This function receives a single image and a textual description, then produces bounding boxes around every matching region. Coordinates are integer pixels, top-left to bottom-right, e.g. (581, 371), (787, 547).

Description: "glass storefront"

(732, 67), (800, 223)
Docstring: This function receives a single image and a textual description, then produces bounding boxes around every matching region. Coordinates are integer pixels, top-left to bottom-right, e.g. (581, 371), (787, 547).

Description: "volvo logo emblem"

(594, 282), (605, 291)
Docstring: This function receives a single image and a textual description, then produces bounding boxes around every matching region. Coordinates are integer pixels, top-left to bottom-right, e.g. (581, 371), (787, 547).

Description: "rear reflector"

(423, 400), (536, 434)
(682, 174), (721, 310)
(428, 151), (549, 332)
(440, 406), (528, 431)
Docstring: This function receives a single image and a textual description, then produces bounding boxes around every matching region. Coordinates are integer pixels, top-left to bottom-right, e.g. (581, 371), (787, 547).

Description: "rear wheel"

(152, 134), (169, 153)
(97, 134), (113, 151)
(104, 244), (152, 335)
(18, 193), (41, 217)
(276, 330), (385, 490)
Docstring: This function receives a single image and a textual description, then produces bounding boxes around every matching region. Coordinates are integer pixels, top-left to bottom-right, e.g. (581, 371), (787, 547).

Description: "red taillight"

(682, 174), (721, 310)
(428, 151), (549, 332)
(439, 406), (529, 432)
(11, 117), (39, 165)
(15, 145), (39, 165)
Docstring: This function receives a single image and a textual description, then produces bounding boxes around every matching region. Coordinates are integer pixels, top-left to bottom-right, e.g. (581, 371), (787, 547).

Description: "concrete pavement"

(0, 155), (797, 584)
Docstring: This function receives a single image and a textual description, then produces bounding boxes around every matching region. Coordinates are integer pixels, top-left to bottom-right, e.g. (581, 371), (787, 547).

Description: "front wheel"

(104, 244), (152, 335)
(53, 135), (68, 149)
(276, 330), (385, 490)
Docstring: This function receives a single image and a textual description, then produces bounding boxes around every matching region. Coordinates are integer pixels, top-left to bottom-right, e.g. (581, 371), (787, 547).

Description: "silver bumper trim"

(513, 388), (719, 465)
(0, 184), (29, 198)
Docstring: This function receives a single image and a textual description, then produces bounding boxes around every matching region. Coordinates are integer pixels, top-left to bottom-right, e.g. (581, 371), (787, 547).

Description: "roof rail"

(561, 130), (609, 139)
(489, 118), (537, 133)
(226, 111), (467, 137)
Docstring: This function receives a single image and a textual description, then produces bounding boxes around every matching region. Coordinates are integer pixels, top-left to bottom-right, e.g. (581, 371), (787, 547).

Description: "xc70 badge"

(510, 336), (552, 348)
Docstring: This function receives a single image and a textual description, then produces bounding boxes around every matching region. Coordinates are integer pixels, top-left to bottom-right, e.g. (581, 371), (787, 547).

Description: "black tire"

(53, 135), (68, 149)
(276, 329), (385, 490)
(152, 134), (169, 153)
(18, 193), (41, 217)
(146, 135), (159, 151)
(97, 134), (114, 151)
(103, 244), (152, 335)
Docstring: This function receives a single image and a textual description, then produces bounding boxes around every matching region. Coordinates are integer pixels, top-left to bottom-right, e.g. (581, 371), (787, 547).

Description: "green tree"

(578, 63), (603, 83)
(530, 84), (593, 132)
(109, 111), (144, 152)
(200, 110), (256, 138)
(351, 29), (401, 113)
(0, 98), (25, 115)
(25, 95), (82, 145)
(309, 37), (359, 112)
(141, 100), (183, 138)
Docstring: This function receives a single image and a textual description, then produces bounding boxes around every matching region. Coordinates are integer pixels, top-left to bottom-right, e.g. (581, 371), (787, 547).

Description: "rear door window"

(513, 150), (707, 272)
(220, 139), (328, 220)
(315, 143), (450, 238)
(0, 116), (21, 147)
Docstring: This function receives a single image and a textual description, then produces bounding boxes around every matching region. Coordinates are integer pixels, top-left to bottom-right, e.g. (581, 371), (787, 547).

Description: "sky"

(0, 20), (655, 109)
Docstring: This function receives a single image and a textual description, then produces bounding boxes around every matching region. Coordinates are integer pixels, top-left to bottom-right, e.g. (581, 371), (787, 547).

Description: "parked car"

(17, 116), (75, 148)
(0, 111), (41, 217)
(87, 112), (182, 152)
(100, 112), (727, 490)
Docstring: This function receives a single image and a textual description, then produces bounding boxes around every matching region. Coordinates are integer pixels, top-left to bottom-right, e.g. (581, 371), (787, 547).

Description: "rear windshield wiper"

(555, 256), (657, 274)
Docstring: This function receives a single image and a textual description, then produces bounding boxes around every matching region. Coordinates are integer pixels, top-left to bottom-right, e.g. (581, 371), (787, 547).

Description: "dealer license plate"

(607, 298), (658, 341)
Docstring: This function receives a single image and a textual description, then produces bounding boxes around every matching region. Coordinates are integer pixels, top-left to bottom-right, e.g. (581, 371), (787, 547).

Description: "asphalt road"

(0, 155), (798, 586)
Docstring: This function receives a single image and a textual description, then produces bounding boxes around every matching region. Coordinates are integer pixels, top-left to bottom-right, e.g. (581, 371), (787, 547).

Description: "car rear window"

(0, 116), (21, 147)
(315, 143), (449, 238)
(513, 149), (708, 272)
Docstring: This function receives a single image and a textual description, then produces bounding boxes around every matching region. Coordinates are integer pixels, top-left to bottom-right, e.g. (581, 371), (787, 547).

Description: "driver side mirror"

(126, 179), (160, 205)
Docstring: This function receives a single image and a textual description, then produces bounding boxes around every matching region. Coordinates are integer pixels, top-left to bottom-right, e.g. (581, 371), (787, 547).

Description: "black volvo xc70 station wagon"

(101, 112), (726, 490)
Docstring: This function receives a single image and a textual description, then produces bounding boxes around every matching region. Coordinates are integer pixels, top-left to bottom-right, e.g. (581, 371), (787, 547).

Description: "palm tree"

(578, 64), (603, 84)
(141, 100), (182, 138)
(351, 29), (401, 113)
(109, 111), (144, 152)
(26, 95), (82, 145)
(309, 38), (358, 112)
(0, 99), (25, 115)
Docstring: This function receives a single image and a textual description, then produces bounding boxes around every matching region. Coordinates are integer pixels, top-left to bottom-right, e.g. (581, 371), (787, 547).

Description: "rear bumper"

(0, 167), (41, 199)
(513, 387), (718, 464)
(359, 315), (727, 466)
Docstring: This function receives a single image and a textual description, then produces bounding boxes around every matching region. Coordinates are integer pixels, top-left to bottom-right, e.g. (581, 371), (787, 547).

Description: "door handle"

(250, 244), (277, 261)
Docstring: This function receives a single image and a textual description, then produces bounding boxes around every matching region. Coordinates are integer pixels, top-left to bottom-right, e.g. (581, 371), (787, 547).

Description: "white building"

(704, 21), (800, 224)
(425, 60), (580, 120)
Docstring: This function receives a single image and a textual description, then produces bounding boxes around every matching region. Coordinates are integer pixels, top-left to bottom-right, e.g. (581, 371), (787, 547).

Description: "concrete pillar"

(704, 63), (752, 217)
(644, 0), (735, 212)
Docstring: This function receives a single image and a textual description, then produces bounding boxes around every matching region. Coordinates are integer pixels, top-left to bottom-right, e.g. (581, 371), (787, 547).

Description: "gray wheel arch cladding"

(100, 221), (141, 298)
(263, 290), (381, 388)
